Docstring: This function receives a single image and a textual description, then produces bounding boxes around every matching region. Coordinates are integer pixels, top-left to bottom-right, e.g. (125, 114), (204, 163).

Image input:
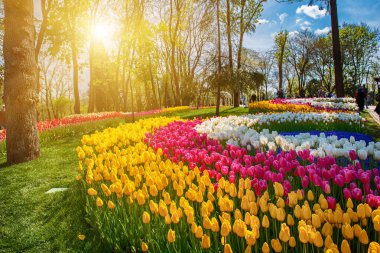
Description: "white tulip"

(357, 149), (368, 160)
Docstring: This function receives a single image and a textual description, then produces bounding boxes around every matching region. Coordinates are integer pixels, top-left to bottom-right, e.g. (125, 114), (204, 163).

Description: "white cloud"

(296, 5), (327, 19)
(289, 31), (299, 37)
(297, 20), (311, 30)
(315, 27), (331, 35)
(257, 19), (270, 25)
(295, 18), (311, 30)
(278, 13), (288, 24)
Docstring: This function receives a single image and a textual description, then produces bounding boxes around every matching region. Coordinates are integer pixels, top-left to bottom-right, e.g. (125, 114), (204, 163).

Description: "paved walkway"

(367, 105), (380, 125)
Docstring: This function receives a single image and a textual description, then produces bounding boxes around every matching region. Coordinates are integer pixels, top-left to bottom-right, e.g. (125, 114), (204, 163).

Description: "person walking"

(356, 85), (365, 113)
(363, 85), (369, 109)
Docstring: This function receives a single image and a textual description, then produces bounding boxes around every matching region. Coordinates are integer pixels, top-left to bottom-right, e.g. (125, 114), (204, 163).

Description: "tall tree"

(287, 30), (314, 97)
(3, 0), (40, 164)
(277, 0), (344, 97)
(235, 0), (266, 105)
(310, 35), (334, 94)
(216, 0), (222, 116)
(340, 23), (379, 95)
(274, 30), (288, 97)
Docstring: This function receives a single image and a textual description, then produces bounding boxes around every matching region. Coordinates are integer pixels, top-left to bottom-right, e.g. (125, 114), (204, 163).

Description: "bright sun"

(92, 23), (110, 41)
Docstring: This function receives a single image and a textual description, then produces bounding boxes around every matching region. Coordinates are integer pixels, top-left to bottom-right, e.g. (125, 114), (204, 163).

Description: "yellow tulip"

(96, 197), (103, 207)
(322, 222), (333, 237)
(307, 190), (314, 201)
(373, 215), (380, 231)
(241, 196), (249, 211)
(224, 243), (233, 253)
(87, 188), (97, 196)
(167, 229), (175, 243)
(294, 205), (301, 219)
(342, 213), (351, 225)
(287, 214), (295, 226)
(164, 215), (171, 225)
(270, 239), (282, 253)
(341, 239), (350, 253)
(262, 215), (269, 228)
(78, 234), (85, 241)
(289, 236), (296, 247)
(299, 226), (309, 244)
(276, 197), (285, 208)
(279, 223), (290, 243)
(159, 200), (168, 217)
(136, 191), (145, 206)
(342, 224), (354, 240)
(362, 217), (367, 227)
(288, 192), (298, 207)
(221, 220), (231, 237)
(211, 217), (220, 232)
(142, 211), (150, 224)
(149, 200), (158, 214)
(259, 197), (268, 212)
(354, 224), (361, 237)
(319, 196), (328, 210)
(262, 242), (270, 253)
(141, 242), (148, 252)
(273, 182), (284, 197)
(203, 216), (212, 230)
(234, 209), (243, 220)
(201, 235), (211, 249)
(312, 214), (321, 229)
(313, 231), (323, 248)
(195, 226), (203, 239)
(364, 204), (372, 217)
(172, 212), (180, 224)
(346, 198), (353, 209)
(357, 204), (365, 219)
(245, 230), (256, 246)
(359, 229), (369, 244)
(368, 242), (380, 253)
(269, 203), (277, 219)
(233, 219), (247, 237)
(187, 212), (195, 224)
(301, 203), (311, 220)
(325, 235), (334, 248)
(107, 200), (115, 209)
(277, 207), (286, 222)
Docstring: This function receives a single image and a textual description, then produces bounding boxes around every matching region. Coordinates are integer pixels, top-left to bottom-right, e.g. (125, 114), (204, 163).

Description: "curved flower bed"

(271, 98), (358, 111)
(196, 118), (379, 162)
(198, 113), (364, 134)
(248, 101), (323, 114)
(0, 106), (191, 142)
(77, 117), (380, 253)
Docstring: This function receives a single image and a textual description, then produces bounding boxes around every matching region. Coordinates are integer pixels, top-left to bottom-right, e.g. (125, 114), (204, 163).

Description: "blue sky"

(245, 0), (380, 51)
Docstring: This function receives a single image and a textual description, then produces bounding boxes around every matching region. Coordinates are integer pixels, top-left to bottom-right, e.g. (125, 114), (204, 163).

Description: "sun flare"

(92, 22), (110, 40)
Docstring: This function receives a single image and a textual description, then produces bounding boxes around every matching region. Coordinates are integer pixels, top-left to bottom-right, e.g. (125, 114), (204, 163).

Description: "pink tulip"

(327, 196), (336, 210)
(349, 150), (357, 161)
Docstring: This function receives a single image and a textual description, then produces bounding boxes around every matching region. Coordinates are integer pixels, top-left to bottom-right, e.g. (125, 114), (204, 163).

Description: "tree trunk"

(226, 0), (236, 107)
(330, 0), (344, 97)
(216, 0), (222, 116)
(4, 0), (40, 164)
(71, 37), (80, 114)
(88, 40), (95, 113)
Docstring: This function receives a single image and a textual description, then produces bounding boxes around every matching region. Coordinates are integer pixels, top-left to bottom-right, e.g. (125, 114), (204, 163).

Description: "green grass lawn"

(0, 107), (379, 253)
